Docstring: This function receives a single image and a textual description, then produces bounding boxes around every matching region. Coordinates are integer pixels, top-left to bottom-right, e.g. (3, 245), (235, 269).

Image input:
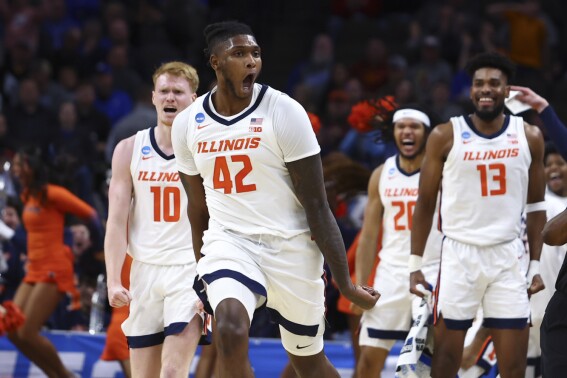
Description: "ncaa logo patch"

(195, 112), (205, 123)
(388, 167), (396, 175)
(141, 146), (151, 155)
(462, 131), (471, 139)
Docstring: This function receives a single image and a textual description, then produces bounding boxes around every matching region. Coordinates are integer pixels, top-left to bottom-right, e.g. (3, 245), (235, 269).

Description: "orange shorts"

(23, 248), (81, 310)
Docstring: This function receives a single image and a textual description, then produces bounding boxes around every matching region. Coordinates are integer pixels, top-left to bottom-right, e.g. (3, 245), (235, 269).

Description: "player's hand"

(508, 85), (549, 112)
(528, 273), (545, 296)
(343, 284), (380, 311)
(195, 299), (205, 313)
(461, 344), (478, 370)
(349, 301), (364, 316)
(108, 285), (132, 308)
(409, 270), (428, 298)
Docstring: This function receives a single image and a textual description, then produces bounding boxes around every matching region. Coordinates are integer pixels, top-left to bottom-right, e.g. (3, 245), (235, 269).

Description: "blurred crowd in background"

(0, 0), (567, 338)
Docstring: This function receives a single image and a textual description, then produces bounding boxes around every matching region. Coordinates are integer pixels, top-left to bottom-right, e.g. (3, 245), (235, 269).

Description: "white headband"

(392, 109), (430, 127)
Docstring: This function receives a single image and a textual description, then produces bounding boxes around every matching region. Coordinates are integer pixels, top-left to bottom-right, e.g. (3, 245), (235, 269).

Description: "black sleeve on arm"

(540, 106), (567, 161)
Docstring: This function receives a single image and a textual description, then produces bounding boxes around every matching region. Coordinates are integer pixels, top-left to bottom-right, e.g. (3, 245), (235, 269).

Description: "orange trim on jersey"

(433, 246), (443, 326)
(476, 335), (494, 364)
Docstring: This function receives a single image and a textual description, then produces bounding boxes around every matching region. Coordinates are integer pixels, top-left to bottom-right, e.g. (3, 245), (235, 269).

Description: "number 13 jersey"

(172, 83), (321, 239)
(128, 127), (193, 265)
(441, 115), (531, 246)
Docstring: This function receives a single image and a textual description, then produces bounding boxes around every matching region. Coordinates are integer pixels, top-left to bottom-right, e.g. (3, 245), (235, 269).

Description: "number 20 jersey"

(128, 127), (193, 265)
(441, 115), (531, 246)
(379, 156), (441, 267)
(172, 83), (321, 239)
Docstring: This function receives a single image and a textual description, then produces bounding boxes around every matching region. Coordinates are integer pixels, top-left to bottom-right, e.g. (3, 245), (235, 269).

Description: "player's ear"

(210, 55), (219, 71)
(505, 85), (510, 98)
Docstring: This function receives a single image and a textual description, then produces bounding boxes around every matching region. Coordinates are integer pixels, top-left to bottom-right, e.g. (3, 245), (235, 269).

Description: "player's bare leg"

(287, 351), (340, 378)
(8, 282), (74, 377)
(160, 314), (202, 378)
(431, 316), (467, 378)
(357, 346), (389, 377)
(215, 298), (254, 378)
(130, 344), (162, 378)
(490, 327), (529, 378)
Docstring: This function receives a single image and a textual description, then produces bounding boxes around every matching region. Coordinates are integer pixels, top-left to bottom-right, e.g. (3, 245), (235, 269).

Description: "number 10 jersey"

(128, 127), (193, 265)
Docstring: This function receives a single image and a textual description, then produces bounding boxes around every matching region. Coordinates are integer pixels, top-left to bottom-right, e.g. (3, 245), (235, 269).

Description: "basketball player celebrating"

(105, 62), (206, 378)
(172, 21), (379, 378)
(355, 105), (442, 377)
(410, 52), (546, 378)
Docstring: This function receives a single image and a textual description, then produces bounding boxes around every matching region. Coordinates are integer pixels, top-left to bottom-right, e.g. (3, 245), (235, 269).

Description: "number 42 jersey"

(172, 83), (321, 239)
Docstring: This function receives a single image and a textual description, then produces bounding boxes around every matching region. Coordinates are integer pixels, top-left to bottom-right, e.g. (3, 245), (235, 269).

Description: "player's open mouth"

(164, 106), (177, 113)
(478, 97), (494, 106)
(401, 140), (415, 146)
(549, 171), (562, 184)
(243, 74), (254, 90)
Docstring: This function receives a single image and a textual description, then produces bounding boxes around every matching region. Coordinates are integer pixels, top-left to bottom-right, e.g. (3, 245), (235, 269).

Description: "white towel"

(396, 288), (433, 377)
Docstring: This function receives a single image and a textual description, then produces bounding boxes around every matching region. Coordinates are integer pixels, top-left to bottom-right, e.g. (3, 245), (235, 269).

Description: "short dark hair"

(465, 52), (516, 82)
(203, 21), (255, 59)
(544, 141), (562, 164)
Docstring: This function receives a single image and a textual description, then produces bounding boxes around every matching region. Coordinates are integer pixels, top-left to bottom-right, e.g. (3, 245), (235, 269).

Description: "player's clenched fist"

(344, 284), (380, 311)
(108, 285), (132, 308)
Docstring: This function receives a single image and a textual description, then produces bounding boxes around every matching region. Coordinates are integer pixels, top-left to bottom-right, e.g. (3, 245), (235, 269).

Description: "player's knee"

(215, 318), (249, 354)
(160, 362), (185, 378)
(8, 325), (34, 342)
(357, 349), (385, 375)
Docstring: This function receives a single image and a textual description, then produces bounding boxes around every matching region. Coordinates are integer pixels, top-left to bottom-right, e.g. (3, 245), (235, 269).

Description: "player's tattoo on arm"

(287, 155), (353, 290)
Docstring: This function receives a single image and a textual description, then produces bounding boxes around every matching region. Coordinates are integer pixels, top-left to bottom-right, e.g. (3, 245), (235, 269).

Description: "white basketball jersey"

(128, 127), (193, 265)
(379, 156), (442, 267)
(441, 115), (531, 246)
(172, 83), (320, 238)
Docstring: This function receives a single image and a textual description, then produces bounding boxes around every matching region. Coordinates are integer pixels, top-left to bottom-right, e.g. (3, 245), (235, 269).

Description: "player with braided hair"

(353, 104), (442, 377)
(172, 20), (379, 377)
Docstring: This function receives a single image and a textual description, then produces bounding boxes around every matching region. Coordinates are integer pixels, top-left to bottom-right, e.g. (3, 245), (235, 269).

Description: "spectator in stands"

(544, 142), (567, 204)
(105, 44), (143, 100)
(287, 33), (335, 112)
(349, 37), (389, 96)
(50, 100), (98, 205)
(5, 77), (58, 152)
(429, 80), (463, 121)
(0, 196), (27, 302)
(74, 80), (112, 156)
(31, 59), (72, 113)
(409, 35), (453, 103)
(93, 62), (133, 127)
(104, 83), (157, 163)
